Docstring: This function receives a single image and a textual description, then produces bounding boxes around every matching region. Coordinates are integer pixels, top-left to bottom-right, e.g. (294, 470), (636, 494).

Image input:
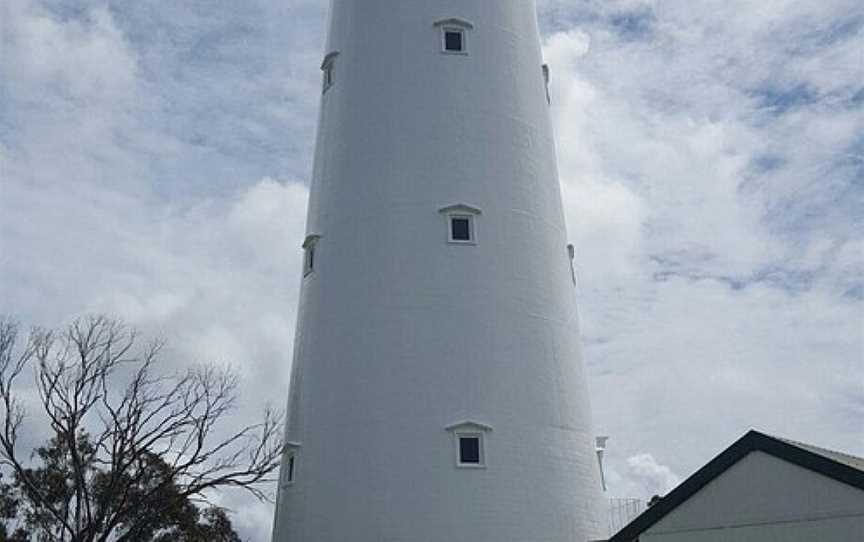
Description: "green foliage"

(0, 473), (26, 541)
(0, 317), (283, 542)
(2, 435), (243, 542)
(14, 434), (96, 540)
(151, 508), (242, 542)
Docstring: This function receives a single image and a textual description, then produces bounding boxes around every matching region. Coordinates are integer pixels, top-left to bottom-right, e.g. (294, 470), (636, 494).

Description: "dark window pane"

(288, 455), (295, 481)
(445, 31), (463, 52)
(459, 437), (481, 464)
(451, 218), (471, 241)
(305, 246), (315, 273)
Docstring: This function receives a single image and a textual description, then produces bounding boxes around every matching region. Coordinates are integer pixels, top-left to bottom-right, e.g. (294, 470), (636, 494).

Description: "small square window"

(459, 436), (481, 465)
(303, 235), (320, 276)
(281, 453), (296, 488)
(542, 64), (551, 105)
(440, 205), (480, 245)
(321, 52), (339, 94)
(434, 18), (473, 55)
(303, 245), (315, 275)
(446, 420), (491, 468)
(450, 217), (472, 241)
(322, 64), (334, 93)
(444, 29), (464, 53)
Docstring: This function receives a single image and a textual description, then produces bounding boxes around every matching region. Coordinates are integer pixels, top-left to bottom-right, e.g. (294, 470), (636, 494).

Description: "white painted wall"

(271, 1), (605, 541)
(642, 451), (864, 542)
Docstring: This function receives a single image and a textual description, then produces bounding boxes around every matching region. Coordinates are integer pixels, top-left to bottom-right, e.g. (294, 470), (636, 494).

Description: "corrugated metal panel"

(778, 437), (864, 473)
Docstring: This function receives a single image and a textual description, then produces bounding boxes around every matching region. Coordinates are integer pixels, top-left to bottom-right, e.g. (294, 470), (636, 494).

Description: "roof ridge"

(608, 430), (864, 542)
(775, 435), (864, 464)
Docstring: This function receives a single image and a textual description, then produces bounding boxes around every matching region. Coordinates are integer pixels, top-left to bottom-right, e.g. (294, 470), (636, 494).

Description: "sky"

(1, 0), (862, 539)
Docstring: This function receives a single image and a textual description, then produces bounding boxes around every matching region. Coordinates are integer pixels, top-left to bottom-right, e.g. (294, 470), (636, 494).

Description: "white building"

(270, 1), (605, 541)
(607, 431), (864, 542)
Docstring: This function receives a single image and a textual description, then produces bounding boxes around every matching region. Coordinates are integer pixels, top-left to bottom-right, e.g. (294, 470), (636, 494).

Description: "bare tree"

(0, 316), (283, 542)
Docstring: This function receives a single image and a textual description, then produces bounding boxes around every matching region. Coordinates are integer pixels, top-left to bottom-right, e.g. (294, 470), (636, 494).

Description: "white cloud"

(539, 0), (863, 501)
(0, 1), (318, 537)
(623, 453), (681, 497)
(604, 452), (681, 507)
(2, 2), (137, 103)
(1, 0), (861, 539)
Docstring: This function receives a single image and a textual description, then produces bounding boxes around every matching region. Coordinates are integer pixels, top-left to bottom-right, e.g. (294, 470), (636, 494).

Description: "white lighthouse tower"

(272, 1), (605, 540)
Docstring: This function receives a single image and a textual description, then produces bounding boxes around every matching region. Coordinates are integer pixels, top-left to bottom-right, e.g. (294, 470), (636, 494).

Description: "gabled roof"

(609, 430), (864, 542)
(778, 436), (864, 472)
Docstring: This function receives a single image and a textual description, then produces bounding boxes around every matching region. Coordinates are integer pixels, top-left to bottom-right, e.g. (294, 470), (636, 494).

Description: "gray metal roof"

(777, 437), (864, 473)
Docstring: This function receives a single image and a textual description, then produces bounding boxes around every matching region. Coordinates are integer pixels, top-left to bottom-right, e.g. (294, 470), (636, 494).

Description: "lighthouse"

(271, 1), (605, 540)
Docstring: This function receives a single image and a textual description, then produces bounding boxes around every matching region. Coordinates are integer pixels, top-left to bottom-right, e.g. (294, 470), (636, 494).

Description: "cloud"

(3, 4), (136, 104)
(1, 3), (312, 538)
(1, 0), (861, 539)
(622, 453), (681, 497)
(538, 0), (863, 499)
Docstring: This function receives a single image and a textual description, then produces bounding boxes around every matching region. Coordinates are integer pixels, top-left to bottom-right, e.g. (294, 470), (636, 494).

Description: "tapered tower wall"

(272, 1), (605, 540)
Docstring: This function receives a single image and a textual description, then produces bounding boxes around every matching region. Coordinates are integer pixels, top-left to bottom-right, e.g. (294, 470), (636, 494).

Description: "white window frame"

(303, 246), (315, 276)
(433, 18), (474, 56)
(448, 214), (475, 244)
(542, 64), (551, 105)
(280, 442), (301, 489)
(323, 64), (335, 91)
(456, 432), (485, 468)
(303, 234), (321, 277)
(442, 27), (467, 54)
(445, 420), (492, 469)
(321, 51), (340, 94)
(567, 243), (577, 285)
(439, 204), (482, 245)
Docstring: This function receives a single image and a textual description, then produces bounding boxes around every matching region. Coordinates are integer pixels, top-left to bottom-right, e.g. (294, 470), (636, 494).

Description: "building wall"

(271, 1), (605, 541)
(642, 451), (864, 542)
